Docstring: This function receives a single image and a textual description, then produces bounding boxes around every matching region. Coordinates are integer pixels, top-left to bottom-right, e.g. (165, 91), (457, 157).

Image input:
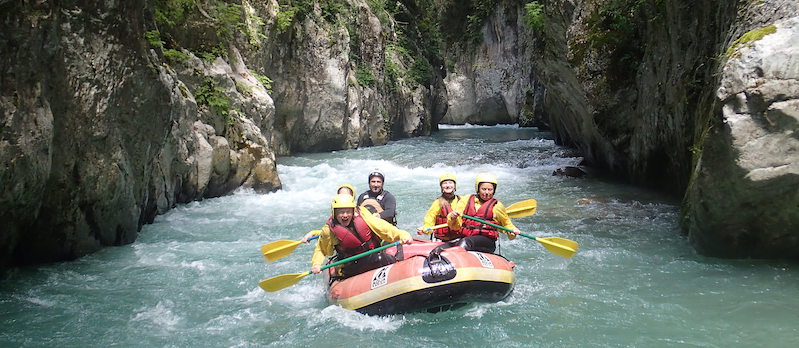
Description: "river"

(1, 125), (797, 347)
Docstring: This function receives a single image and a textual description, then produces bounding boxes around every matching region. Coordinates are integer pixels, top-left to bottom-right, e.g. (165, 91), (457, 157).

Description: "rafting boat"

(323, 239), (515, 315)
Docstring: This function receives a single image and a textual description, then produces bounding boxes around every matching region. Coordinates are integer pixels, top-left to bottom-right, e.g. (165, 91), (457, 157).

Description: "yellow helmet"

(474, 173), (497, 191)
(337, 184), (356, 196)
(331, 193), (356, 214)
(439, 173), (457, 185)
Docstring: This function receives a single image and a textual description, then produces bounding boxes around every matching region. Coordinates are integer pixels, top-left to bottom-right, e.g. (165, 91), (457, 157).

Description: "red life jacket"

(327, 214), (379, 258)
(434, 195), (461, 241)
(461, 194), (499, 240)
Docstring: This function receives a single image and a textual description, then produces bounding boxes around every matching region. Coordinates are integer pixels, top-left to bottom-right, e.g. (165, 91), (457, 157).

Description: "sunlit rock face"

(685, 16), (799, 258)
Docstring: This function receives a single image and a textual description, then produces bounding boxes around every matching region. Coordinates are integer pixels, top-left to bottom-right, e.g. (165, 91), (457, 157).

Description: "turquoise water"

(1, 126), (797, 347)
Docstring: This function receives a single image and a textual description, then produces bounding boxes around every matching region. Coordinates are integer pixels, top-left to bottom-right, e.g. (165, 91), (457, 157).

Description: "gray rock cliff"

(532, 0), (799, 257)
(0, 1), (281, 269)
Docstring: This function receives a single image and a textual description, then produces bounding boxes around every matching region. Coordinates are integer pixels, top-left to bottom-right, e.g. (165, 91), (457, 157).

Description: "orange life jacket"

(461, 194), (499, 240)
(327, 214), (379, 258)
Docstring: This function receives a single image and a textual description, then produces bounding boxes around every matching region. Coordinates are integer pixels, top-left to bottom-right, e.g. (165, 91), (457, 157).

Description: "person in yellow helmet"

(311, 193), (412, 278)
(445, 173), (520, 253)
(302, 184), (358, 244)
(416, 173), (462, 241)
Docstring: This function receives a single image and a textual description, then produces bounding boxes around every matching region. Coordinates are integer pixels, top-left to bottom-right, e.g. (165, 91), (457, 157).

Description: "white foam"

(438, 123), (521, 129)
(131, 300), (182, 330)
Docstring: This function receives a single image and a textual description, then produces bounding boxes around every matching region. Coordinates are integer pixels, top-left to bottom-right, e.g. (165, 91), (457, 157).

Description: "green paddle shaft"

(318, 241), (400, 272)
(460, 214), (521, 235)
(461, 213), (542, 241)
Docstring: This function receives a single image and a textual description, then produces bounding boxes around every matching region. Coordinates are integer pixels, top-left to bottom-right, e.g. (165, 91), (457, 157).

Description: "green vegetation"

(235, 81), (254, 96)
(356, 67), (376, 87)
(145, 30), (164, 48)
(194, 77), (236, 124)
(163, 48), (190, 62)
(366, 0), (391, 26)
(273, 0), (349, 30)
(275, 5), (297, 32)
(724, 25), (776, 58)
(154, 0), (195, 27)
(524, 1), (544, 31)
(575, 0), (655, 88)
(213, 1), (244, 40)
(249, 70), (273, 93)
(154, 0), (266, 51)
(440, 0), (499, 46)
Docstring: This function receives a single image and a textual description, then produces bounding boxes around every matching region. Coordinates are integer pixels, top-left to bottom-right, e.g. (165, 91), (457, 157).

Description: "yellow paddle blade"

(536, 237), (579, 258)
(507, 199), (537, 218)
(258, 271), (311, 292)
(420, 223), (448, 232)
(260, 240), (302, 262)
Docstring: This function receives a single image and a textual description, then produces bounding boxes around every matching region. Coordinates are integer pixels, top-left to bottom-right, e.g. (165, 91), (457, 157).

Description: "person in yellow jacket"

(416, 173), (462, 241)
(446, 173), (520, 253)
(311, 193), (411, 277)
(301, 184), (358, 244)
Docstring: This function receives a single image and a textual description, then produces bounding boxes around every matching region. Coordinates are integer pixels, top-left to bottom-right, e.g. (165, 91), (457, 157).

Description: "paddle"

(260, 233), (320, 262)
(460, 214), (579, 258)
(258, 241), (401, 292)
(418, 223), (448, 232)
(505, 199), (537, 218)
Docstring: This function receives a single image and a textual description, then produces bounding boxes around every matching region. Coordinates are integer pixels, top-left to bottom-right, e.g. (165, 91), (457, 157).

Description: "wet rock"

(552, 166), (588, 178)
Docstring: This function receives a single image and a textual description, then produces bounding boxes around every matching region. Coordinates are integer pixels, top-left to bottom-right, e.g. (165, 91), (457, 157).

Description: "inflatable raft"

(323, 239), (515, 315)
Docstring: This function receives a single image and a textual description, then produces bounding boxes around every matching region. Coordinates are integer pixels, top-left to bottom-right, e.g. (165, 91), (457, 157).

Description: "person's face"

(334, 208), (354, 225)
(369, 177), (383, 193)
(440, 180), (455, 194)
(477, 183), (494, 201)
(338, 187), (353, 196)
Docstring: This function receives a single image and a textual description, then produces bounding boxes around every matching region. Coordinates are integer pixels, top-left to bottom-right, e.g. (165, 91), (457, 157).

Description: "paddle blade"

(258, 271), (311, 292)
(260, 240), (302, 262)
(537, 237), (579, 258)
(507, 199), (537, 218)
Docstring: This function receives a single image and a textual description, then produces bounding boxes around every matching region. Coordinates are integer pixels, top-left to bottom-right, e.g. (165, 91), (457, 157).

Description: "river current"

(1, 125), (797, 347)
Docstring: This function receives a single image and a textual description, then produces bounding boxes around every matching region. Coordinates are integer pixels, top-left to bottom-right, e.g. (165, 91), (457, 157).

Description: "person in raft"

(311, 193), (412, 278)
(446, 173), (521, 253)
(357, 169), (398, 225)
(416, 173), (462, 241)
(301, 184), (358, 244)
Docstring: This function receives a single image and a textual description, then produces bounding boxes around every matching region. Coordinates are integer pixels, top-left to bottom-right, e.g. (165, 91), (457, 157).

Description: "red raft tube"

(323, 239), (515, 315)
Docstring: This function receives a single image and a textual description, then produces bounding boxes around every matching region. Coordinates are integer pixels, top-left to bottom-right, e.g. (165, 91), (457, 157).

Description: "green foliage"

(163, 48), (190, 62)
(524, 1), (544, 31)
(249, 71), (273, 93)
(577, 0), (652, 88)
(320, 0), (347, 24)
(585, 0), (644, 48)
(409, 55), (433, 86)
(154, 0), (196, 27)
(724, 25), (776, 58)
(440, 0), (498, 46)
(275, 5), (297, 32)
(355, 67), (376, 87)
(145, 30), (164, 48)
(213, 1), (244, 40)
(273, 0), (347, 30)
(194, 43), (226, 61)
(365, 0), (390, 26)
(235, 81), (254, 96)
(242, 2), (268, 46)
(194, 77), (233, 122)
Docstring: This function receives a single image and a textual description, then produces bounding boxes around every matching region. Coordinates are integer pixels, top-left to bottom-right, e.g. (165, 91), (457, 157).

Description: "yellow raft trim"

(331, 266), (515, 310)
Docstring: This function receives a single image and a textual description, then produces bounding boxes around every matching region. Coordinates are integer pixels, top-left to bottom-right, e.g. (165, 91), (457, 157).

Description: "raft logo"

(371, 264), (393, 289)
(470, 252), (494, 268)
